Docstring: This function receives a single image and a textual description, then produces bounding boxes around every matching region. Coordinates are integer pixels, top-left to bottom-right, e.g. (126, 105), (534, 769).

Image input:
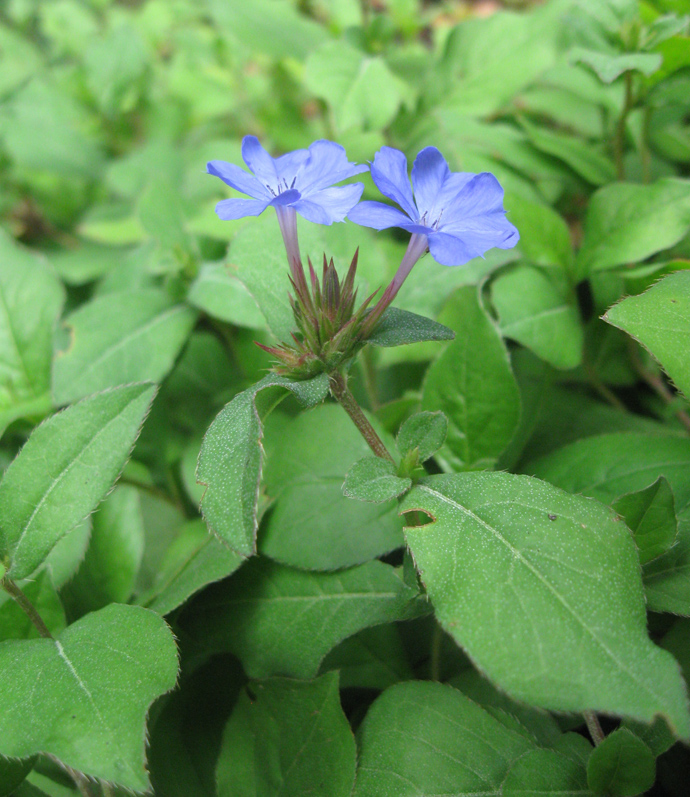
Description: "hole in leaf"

(403, 509), (435, 528)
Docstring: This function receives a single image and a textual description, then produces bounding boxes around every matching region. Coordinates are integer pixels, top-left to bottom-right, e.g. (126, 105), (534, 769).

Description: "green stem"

(583, 357), (627, 412)
(640, 104), (652, 184)
(614, 71), (634, 181)
(329, 371), (394, 462)
(1, 576), (52, 639)
(583, 710), (605, 746)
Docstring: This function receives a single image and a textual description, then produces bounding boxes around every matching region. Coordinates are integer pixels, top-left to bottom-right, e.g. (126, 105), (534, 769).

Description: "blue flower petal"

(215, 197), (271, 220)
(241, 136), (278, 188)
(411, 147), (450, 218)
(348, 200), (415, 230)
(439, 173), (507, 228)
(206, 160), (271, 200)
(269, 189), (301, 207)
(427, 232), (482, 266)
(370, 147), (417, 221)
(274, 149), (310, 182)
(295, 140), (368, 196)
(294, 183), (364, 225)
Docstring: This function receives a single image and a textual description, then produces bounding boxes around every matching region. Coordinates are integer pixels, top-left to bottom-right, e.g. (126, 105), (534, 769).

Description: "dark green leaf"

(587, 729), (655, 796)
(353, 681), (536, 796)
(396, 410), (448, 462)
(216, 673), (356, 797)
(643, 517), (690, 615)
(422, 286), (521, 471)
(0, 604), (178, 791)
(320, 624), (413, 689)
(613, 477), (678, 565)
(403, 473), (690, 736)
(0, 384), (156, 580)
(502, 748), (592, 796)
(138, 520), (243, 616)
(343, 456), (411, 503)
(61, 485), (144, 616)
(367, 307), (455, 348)
(197, 373), (329, 556)
(181, 558), (426, 679)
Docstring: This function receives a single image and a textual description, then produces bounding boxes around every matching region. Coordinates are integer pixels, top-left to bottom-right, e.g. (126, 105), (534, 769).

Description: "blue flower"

(348, 146), (519, 267)
(207, 136), (368, 225)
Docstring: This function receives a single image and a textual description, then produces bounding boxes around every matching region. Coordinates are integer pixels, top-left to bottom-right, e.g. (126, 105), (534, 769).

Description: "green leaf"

(366, 307), (455, 348)
(305, 41), (406, 133)
(0, 569), (65, 640)
(520, 116), (617, 186)
(502, 749), (592, 796)
(576, 179), (690, 275)
(52, 288), (197, 405)
(61, 485), (144, 617)
(587, 728), (655, 796)
(216, 673), (356, 797)
(604, 271), (690, 401)
(197, 373), (329, 557)
(138, 520), (243, 616)
(207, 0), (327, 61)
(402, 473), (690, 737)
(449, 668), (563, 747)
(181, 558), (426, 679)
(613, 477), (678, 565)
(83, 25), (149, 116)
(492, 264), (584, 370)
(435, 4), (561, 117)
(0, 603), (178, 791)
(527, 432), (690, 513)
(187, 262), (265, 329)
(643, 517), (690, 616)
(0, 756), (35, 797)
(353, 681), (536, 796)
(396, 410), (448, 463)
(261, 403), (404, 569)
(572, 48), (663, 83)
(505, 194), (574, 272)
(343, 456), (411, 503)
(0, 384), (156, 581)
(0, 231), (64, 431)
(320, 624), (414, 690)
(421, 286), (521, 471)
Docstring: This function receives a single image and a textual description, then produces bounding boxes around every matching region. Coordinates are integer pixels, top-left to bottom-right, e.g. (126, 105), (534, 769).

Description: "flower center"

(266, 177), (298, 196)
(419, 208), (444, 231)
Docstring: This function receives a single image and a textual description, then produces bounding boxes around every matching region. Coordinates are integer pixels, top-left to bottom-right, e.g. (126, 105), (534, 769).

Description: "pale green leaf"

(0, 384), (156, 581)
(197, 373), (329, 557)
(576, 179), (690, 275)
(396, 410), (448, 463)
(492, 264), (584, 370)
(604, 271), (690, 401)
(305, 41), (405, 132)
(0, 231), (63, 430)
(572, 48), (663, 83)
(216, 673), (356, 797)
(403, 472), (690, 736)
(0, 604), (178, 791)
(422, 286), (521, 471)
(187, 262), (265, 329)
(343, 456), (411, 503)
(52, 288), (197, 405)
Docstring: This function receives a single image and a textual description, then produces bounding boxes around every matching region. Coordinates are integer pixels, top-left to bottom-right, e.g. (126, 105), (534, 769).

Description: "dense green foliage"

(2, 0), (690, 794)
